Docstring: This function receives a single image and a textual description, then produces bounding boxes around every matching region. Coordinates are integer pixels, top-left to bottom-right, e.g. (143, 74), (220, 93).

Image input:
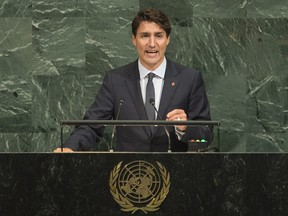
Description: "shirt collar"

(138, 57), (167, 80)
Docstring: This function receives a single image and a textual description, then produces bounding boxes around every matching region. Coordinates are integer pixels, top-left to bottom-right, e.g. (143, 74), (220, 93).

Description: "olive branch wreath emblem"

(109, 161), (170, 214)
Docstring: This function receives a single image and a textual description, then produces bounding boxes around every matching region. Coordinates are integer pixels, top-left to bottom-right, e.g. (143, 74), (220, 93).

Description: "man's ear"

(132, 34), (136, 46)
(166, 35), (170, 45)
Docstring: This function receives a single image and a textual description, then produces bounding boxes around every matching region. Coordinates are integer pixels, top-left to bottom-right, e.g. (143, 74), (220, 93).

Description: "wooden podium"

(0, 152), (288, 216)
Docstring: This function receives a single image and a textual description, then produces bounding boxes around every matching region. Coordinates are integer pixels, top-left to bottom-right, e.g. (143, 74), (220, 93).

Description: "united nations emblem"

(109, 160), (170, 214)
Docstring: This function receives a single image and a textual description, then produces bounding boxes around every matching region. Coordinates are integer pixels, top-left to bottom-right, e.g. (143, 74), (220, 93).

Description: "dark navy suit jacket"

(65, 59), (213, 152)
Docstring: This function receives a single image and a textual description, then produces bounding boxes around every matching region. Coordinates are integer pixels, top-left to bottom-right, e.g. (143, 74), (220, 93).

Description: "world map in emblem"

(109, 160), (170, 213)
(118, 160), (161, 203)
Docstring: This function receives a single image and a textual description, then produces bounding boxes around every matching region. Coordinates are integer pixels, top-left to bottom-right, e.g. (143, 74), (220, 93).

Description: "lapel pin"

(171, 82), (176, 87)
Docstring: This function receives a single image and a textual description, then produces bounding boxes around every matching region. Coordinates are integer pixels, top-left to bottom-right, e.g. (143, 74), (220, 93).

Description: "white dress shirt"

(138, 57), (184, 140)
(138, 57), (166, 116)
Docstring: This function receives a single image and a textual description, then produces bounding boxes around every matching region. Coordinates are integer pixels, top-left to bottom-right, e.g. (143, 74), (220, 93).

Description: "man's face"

(132, 21), (170, 71)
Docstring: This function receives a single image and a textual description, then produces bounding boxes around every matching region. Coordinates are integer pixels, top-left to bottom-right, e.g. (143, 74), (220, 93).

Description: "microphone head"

(119, 99), (125, 105)
(149, 98), (155, 106)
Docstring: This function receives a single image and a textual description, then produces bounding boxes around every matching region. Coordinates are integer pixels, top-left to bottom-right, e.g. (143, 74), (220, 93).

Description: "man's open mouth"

(146, 51), (158, 53)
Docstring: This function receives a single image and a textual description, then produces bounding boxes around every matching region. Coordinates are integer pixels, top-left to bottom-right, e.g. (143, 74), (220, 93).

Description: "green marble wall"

(0, 0), (287, 152)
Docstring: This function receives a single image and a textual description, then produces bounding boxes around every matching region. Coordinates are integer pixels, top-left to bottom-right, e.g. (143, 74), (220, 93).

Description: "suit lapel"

(124, 61), (152, 136)
(124, 61), (148, 121)
(158, 60), (180, 120)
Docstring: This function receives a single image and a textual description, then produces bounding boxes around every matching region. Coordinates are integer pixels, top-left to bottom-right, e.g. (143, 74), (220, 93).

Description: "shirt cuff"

(175, 126), (185, 140)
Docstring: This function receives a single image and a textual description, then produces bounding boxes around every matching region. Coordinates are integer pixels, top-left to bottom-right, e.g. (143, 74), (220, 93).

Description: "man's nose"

(148, 36), (156, 47)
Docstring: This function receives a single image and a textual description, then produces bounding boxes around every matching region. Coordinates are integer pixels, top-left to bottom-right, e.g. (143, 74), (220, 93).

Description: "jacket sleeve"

(64, 72), (114, 151)
(181, 70), (213, 149)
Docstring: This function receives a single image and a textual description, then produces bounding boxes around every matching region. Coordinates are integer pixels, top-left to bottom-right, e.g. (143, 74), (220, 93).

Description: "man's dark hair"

(132, 8), (171, 37)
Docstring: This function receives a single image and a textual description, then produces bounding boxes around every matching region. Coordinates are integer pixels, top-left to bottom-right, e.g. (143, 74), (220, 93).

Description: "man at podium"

(54, 8), (212, 152)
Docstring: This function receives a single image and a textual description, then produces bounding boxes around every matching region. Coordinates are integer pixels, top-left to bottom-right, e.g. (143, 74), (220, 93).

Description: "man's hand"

(53, 148), (74, 153)
(166, 109), (187, 131)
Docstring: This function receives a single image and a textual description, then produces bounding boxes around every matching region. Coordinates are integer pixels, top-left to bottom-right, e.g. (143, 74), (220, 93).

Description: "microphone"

(110, 99), (125, 152)
(149, 98), (172, 153)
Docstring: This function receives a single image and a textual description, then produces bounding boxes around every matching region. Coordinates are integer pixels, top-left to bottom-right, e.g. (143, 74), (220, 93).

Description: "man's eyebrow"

(139, 31), (165, 35)
(139, 32), (150, 35)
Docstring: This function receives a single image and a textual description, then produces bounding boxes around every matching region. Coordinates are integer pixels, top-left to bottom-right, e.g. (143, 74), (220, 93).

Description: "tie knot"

(147, 73), (155, 81)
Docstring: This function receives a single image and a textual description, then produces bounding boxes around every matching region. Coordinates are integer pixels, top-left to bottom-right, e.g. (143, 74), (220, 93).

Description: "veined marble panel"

(0, 0), (32, 17)
(0, 76), (32, 132)
(193, 0), (248, 18)
(248, 0), (288, 18)
(32, 0), (85, 18)
(0, 132), (60, 152)
(206, 76), (247, 152)
(192, 18), (247, 76)
(0, 18), (32, 75)
(32, 17), (85, 75)
(246, 18), (288, 76)
(0, 132), (32, 151)
(85, 0), (138, 78)
(246, 75), (288, 152)
(31, 75), (85, 132)
(86, 14), (135, 75)
(166, 22), (194, 67)
(140, 0), (194, 21)
(86, 0), (139, 17)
